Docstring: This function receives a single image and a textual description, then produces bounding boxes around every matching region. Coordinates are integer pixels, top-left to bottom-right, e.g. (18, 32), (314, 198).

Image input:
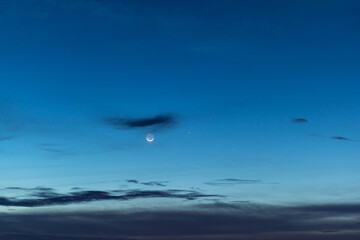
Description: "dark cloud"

(0, 188), (220, 207)
(206, 179), (262, 186)
(292, 203), (360, 213)
(4, 186), (55, 191)
(40, 147), (67, 153)
(2, 186), (58, 198)
(39, 144), (68, 153)
(331, 136), (359, 142)
(127, 179), (167, 187)
(31, 191), (62, 198)
(321, 230), (339, 234)
(0, 202), (359, 240)
(103, 114), (176, 131)
(32, 186), (55, 191)
(3, 187), (26, 190)
(310, 134), (359, 143)
(332, 136), (349, 140)
(0, 234), (135, 240)
(126, 179), (139, 184)
(291, 118), (308, 123)
(197, 201), (253, 210)
(141, 181), (167, 187)
(0, 136), (12, 141)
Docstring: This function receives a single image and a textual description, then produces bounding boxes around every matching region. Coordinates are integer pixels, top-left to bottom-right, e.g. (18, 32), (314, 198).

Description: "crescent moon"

(146, 133), (154, 142)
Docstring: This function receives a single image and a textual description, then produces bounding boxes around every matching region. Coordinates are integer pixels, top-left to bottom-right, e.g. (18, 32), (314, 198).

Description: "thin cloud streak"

(331, 136), (359, 142)
(206, 179), (262, 186)
(0, 136), (12, 141)
(309, 134), (360, 143)
(126, 179), (167, 187)
(291, 118), (308, 123)
(0, 188), (221, 207)
(103, 114), (176, 131)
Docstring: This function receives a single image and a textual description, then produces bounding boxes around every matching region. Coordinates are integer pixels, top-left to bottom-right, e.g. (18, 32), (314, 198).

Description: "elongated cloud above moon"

(103, 114), (176, 131)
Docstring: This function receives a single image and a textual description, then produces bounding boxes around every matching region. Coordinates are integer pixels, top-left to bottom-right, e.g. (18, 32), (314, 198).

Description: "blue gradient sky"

(0, 0), (359, 216)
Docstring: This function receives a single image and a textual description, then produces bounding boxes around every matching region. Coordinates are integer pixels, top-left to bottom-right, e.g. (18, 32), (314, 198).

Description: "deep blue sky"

(0, 0), (359, 239)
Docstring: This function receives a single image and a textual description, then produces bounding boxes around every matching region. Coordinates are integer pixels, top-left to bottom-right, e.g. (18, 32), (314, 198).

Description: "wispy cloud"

(0, 136), (12, 142)
(205, 179), (262, 186)
(141, 181), (167, 187)
(103, 114), (176, 132)
(291, 118), (308, 123)
(0, 187), (220, 207)
(126, 179), (167, 187)
(331, 136), (359, 142)
(126, 179), (139, 184)
(40, 147), (67, 153)
(292, 203), (360, 213)
(310, 134), (359, 143)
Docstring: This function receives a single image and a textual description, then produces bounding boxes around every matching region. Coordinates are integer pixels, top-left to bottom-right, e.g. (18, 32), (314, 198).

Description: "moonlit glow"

(146, 133), (154, 142)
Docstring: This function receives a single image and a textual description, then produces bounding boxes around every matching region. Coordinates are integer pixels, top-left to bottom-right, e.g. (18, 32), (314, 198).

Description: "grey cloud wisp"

(103, 114), (176, 131)
(310, 134), (360, 142)
(127, 179), (167, 187)
(331, 136), (360, 142)
(291, 118), (308, 123)
(0, 136), (12, 141)
(206, 179), (262, 186)
(0, 188), (220, 207)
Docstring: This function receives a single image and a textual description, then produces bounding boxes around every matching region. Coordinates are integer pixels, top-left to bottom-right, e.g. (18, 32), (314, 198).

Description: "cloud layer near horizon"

(1, 202), (359, 240)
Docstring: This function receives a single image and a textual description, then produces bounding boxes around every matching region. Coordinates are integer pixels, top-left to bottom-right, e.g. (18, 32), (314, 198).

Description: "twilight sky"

(0, 0), (359, 239)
